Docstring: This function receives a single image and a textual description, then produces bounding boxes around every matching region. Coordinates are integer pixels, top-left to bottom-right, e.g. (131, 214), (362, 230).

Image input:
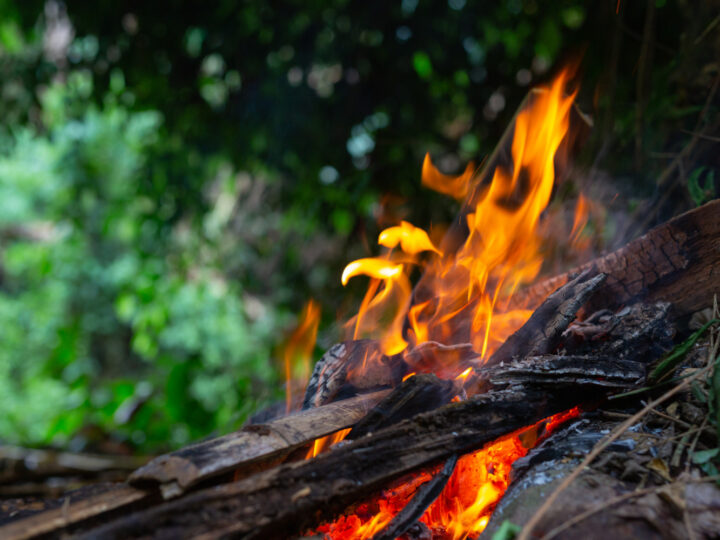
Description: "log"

(509, 199), (720, 324)
(128, 389), (389, 497)
(348, 373), (458, 440)
(72, 358), (648, 540)
(0, 483), (151, 540)
(488, 269), (606, 366)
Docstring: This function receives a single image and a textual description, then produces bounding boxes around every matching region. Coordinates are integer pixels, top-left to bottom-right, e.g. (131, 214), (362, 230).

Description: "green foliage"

(0, 76), (285, 451)
(688, 167), (715, 207)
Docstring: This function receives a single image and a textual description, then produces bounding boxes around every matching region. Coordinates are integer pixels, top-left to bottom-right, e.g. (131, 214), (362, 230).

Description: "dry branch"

(129, 389), (388, 496)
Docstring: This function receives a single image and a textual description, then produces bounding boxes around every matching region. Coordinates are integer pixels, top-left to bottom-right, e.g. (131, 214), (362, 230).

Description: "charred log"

(508, 199), (720, 326)
(302, 340), (402, 409)
(71, 367), (643, 540)
(348, 374), (458, 440)
(487, 269), (606, 367)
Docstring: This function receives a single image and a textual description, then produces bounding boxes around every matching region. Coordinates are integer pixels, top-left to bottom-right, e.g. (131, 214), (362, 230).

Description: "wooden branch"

(128, 390), (389, 496)
(348, 373), (457, 440)
(73, 369), (633, 540)
(508, 199), (720, 323)
(0, 484), (150, 540)
(488, 269), (606, 366)
(373, 454), (458, 540)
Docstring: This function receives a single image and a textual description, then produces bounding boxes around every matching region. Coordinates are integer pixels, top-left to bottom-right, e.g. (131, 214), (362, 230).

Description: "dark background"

(0, 0), (717, 452)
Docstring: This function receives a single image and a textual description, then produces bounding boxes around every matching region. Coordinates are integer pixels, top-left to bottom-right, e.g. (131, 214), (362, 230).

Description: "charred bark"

(508, 199), (720, 325)
(129, 390), (389, 497)
(487, 269), (606, 367)
(71, 364), (646, 540)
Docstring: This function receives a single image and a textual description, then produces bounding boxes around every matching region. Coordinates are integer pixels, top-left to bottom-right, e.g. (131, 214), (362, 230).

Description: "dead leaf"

(647, 457), (672, 482)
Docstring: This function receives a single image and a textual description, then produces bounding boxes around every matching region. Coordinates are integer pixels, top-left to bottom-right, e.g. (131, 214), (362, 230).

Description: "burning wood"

(1, 66), (718, 540)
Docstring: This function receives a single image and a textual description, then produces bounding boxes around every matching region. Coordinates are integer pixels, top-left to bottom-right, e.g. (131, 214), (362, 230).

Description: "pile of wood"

(0, 198), (718, 540)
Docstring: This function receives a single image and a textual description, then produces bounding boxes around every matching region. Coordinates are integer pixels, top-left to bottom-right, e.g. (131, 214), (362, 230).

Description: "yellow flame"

(341, 258), (403, 286)
(378, 220), (442, 255)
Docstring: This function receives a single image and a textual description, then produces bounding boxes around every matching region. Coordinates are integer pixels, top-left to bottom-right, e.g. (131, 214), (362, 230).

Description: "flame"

(570, 193), (590, 251)
(306, 427), (352, 459)
(422, 153), (476, 200)
(283, 299), (321, 413)
(309, 408), (581, 539)
(378, 220), (442, 255)
(342, 68), (577, 368)
(305, 68), (581, 538)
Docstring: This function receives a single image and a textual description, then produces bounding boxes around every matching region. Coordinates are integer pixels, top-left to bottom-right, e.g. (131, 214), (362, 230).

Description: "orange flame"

(307, 68), (581, 539)
(342, 68), (577, 370)
(310, 408), (581, 539)
(283, 299), (321, 413)
(422, 153), (476, 200)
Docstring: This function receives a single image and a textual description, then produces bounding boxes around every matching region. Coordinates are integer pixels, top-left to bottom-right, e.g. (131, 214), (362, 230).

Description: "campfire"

(2, 67), (719, 540)
(298, 68), (581, 539)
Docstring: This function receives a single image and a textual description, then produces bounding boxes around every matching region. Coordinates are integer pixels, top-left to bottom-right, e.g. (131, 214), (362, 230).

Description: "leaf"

(412, 51), (433, 80)
(692, 448), (719, 464)
(647, 457), (672, 481)
(492, 520), (522, 540)
(649, 319), (720, 382)
(687, 167), (714, 207)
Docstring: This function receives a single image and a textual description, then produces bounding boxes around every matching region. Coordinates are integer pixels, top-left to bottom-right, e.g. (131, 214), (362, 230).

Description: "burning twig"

(372, 455), (459, 540)
(487, 269), (606, 367)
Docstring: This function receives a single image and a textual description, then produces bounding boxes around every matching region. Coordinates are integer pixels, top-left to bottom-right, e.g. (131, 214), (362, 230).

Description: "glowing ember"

(293, 68), (582, 538)
(310, 409), (581, 540)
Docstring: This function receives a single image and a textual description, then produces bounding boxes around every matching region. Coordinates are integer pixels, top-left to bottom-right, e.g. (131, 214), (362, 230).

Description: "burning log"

(59, 297), (674, 539)
(509, 199), (720, 325)
(70, 380), (622, 539)
(487, 268), (607, 367)
(129, 389), (389, 498)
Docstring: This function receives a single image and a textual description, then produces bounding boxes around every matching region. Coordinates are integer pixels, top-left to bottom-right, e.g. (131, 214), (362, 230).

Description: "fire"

(283, 299), (321, 413)
(342, 68), (576, 367)
(422, 153), (476, 200)
(297, 68), (582, 538)
(311, 409), (581, 540)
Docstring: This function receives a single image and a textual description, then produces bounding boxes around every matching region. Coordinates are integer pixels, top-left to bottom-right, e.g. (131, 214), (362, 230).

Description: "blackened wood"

(348, 374), (458, 440)
(482, 355), (646, 388)
(0, 484), (150, 540)
(508, 199), (720, 324)
(302, 340), (401, 409)
(128, 390), (388, 495)
(565, 301), (675, 360)
(74, 376), (622, 540)
(487, 269), (606, 367)
(372, 454), (458, 540)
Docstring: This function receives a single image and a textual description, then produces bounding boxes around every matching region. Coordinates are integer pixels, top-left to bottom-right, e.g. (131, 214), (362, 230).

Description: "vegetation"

(0, 1), (717, 452)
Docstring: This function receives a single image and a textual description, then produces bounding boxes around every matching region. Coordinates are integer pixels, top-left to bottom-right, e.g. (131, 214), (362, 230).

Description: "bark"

(0, 484), (151, 540)
(72, 362), (643, 540)
(507, 199), (720, 324)
(128, 389), (389, 496)
(487, 269), (606, 367)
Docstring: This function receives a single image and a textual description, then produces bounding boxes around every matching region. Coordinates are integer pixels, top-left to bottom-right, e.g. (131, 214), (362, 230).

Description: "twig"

(517, 366), (712, 540)
(371, 455), (458, 540)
